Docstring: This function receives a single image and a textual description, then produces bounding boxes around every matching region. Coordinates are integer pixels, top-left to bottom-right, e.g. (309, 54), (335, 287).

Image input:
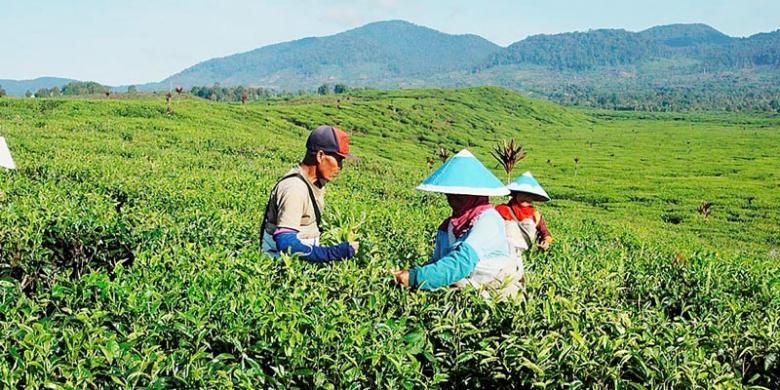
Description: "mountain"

(484, 24), (780, 71)
(155, 20), (501, 90)
(151, 22), (779, 90)
(145, 21), (778, 112)
(0, 77), (76, 96)
(4, 22), (779, 111)
(638, 23), (732, 47)
(486, 29), (657, 70)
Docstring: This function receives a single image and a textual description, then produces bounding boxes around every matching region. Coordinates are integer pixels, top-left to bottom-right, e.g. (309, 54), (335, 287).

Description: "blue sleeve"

(408, 242), (479, 290)
(430, 229), (448, 262)
(274, 232), (354, 263)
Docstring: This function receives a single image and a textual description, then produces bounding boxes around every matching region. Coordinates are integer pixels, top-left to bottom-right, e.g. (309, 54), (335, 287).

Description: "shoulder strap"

(507, 206), (533, 247)
(260, 172), (322, 237)
(293, 173), (322, 232)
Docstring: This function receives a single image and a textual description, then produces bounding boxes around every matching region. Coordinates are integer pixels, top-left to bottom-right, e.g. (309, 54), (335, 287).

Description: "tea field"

(0, 87), (779, 388)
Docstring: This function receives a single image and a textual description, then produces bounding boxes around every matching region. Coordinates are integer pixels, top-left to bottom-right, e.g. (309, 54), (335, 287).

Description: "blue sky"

(2, 0), (778, 85)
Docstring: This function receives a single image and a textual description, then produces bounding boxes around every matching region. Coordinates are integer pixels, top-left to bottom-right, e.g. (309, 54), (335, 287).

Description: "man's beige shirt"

(264, 166), (324, 241)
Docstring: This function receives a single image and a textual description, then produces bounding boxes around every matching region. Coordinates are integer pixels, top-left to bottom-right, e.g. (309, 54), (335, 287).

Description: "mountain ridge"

(0, 77), (77, 96)
(153, 20), (501, 90)
(2, 20), (778, 112)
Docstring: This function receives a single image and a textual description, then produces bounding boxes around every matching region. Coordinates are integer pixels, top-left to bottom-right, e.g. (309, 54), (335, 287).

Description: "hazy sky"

(2, 0), (778, 85)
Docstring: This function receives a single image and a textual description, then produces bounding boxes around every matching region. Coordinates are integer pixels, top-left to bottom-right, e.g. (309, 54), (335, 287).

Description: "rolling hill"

(1, 87), (779, 387)
(154, 20), (501, 90)
(0, 77), (76, 96)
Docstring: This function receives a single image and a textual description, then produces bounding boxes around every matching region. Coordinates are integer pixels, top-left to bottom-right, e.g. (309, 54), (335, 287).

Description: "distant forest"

(539, 83), (780, 112)
(486, 27), (780, 71)
(12, 80), (778, 114)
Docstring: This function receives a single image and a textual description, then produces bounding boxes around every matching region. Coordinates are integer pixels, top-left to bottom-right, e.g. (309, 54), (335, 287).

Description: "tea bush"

(1, 88), (779, 388)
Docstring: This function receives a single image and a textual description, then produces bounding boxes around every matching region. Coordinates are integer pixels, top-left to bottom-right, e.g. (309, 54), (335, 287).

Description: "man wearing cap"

(260, 125), (359, 262)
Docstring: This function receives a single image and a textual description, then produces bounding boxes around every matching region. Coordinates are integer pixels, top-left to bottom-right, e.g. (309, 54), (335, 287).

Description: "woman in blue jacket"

(394, 150), (524, 297)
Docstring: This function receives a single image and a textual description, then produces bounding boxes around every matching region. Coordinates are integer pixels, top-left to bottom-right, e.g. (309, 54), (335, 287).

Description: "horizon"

(2, 0), (779, 85)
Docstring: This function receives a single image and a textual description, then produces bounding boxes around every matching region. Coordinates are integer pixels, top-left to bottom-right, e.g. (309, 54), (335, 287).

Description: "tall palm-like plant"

(436, 148), (450, 163)
(491, 138), (526, 183)
(698, 201), (712, 218)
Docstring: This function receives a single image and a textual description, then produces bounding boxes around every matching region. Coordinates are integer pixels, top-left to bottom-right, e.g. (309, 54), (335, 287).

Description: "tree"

(435, 147), (450, 163)
(317, 83), (330, 95)
(35, 88), (50, 98)
(50, 86), (61, 97)
(771, 99), (780, 113)
(334, 84), (348, 94)
(25, 90), (33, 98)
(127, 85), (138, 94)
(491, 139), (526, 183)
(62, 81), (108, 96)
(0, 85), (6, 97)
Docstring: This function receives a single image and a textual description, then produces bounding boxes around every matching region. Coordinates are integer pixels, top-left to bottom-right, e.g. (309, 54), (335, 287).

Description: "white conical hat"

(0, 137), (15, 170)
(506, 171), (550, 201)
(416, 149), (509, 196)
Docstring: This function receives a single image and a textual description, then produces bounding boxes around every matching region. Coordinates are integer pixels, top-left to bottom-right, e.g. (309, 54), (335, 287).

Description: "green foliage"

(317, 83), (331, 95)
(190, 84), (276, 102)
(61, 81), (110, 96)
(0, 87), (778, 387)
(489, 29), (655, 70)
(487, 25), (779, 71)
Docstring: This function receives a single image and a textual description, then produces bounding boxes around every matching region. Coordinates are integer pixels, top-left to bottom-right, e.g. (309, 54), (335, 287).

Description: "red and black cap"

(306, 125), (357, 160)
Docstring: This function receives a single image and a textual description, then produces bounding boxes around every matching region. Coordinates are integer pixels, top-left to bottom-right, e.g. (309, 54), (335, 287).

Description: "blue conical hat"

(0, 137), (15, 170)
(507, 171), (550, 201)
(417, 149), (509, 196)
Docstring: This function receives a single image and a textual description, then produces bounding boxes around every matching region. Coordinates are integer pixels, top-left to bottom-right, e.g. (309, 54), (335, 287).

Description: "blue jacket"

(408, 209), (512, 290)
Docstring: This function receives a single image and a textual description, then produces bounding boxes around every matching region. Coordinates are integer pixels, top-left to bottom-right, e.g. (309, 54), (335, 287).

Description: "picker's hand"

(538, 237), (552, 251)
(349, 241), (360, 255)
(393, 270), (410, 288)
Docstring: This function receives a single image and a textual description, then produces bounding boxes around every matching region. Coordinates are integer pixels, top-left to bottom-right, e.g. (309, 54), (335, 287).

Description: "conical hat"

(507, 171), (550, 201)
(417, 149), (509, 196)
(0, 137), (15, 170)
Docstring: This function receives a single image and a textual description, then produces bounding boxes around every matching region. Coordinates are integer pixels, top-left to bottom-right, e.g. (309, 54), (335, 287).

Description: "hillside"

(1, 88), (779, 387)
(485, 23), (780, 70)
(0, 77), (76, 96)
(157, 21), (779, 89)
(3, 21), (779, 112)
(155, 20), (501, 90)
(638, 23), (732, 46)
(147, 21), (780, 112)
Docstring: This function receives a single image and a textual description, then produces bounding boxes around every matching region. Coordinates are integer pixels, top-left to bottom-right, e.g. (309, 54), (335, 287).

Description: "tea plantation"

(1, 87), (779, 388)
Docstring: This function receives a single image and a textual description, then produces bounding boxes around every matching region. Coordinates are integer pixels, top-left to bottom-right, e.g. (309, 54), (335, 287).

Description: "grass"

(0, 87), (778, 388)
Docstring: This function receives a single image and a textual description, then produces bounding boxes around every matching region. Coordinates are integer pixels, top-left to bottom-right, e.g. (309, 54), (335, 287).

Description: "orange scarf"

(496, 200), (537, 222)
